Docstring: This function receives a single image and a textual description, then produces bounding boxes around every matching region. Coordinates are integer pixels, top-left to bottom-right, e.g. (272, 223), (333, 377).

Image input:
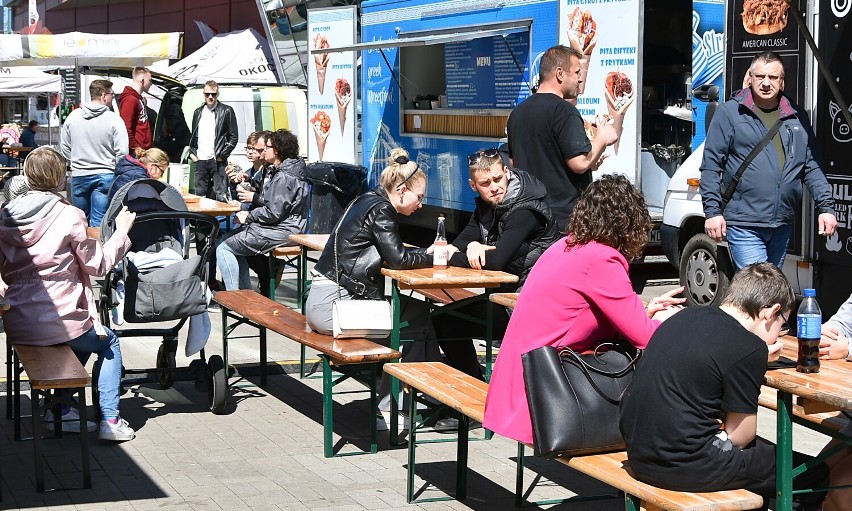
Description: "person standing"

(60, 79), (128, 227)
(700, 51), (836, 270)
(18, 120), (39, 160)
(507, 45), (617, 230)
(189, 80), (238, 202)
(118, 66), (154, 154)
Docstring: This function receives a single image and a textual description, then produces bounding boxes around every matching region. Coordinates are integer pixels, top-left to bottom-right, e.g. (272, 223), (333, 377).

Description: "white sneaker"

(376, 410), (409, 432)
(44, 408), (97, 433)
(98, 418), (135, 441)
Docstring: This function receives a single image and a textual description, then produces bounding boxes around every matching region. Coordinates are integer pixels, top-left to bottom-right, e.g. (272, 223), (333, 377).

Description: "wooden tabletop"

(185, 197), (240, 215)
(381, 266), (518, 290)
(764, 336), (852, 413)
(289, 233), (330, 252)
(489, 292), (519, 309)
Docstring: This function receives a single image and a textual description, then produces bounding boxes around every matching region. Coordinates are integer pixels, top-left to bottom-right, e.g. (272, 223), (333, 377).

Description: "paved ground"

(0, 271), (832, 510)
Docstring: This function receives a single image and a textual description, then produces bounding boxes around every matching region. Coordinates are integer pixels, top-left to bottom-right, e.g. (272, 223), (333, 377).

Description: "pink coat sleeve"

(580, 251), (660, 348)
(68, 210), (131, 277)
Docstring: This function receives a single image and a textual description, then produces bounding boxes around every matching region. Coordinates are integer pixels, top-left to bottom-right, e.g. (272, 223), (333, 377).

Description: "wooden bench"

(384, 362), (763, 510)
(759, 386), (848, 434)
(489, 292), (519, 309)
(10, 343), (92, 492)
(267, 245), (302, 301)
(214, 289), (401, 457)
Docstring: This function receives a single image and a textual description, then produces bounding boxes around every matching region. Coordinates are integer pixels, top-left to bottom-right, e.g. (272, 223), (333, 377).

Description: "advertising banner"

(0, 32), (183, 62)
(307, 6), (356, 163)
(692, 0), (725, 150)
(558, 0), (641, 182)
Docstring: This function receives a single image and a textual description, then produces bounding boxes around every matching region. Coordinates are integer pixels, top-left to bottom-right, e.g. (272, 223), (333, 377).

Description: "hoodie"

(60, 103), (129, 177)
(0, 192), (131, 346)
(118, 86), (153, 152)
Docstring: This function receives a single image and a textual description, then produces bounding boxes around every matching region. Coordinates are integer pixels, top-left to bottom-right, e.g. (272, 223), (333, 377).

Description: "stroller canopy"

(101, 179), (187, 241)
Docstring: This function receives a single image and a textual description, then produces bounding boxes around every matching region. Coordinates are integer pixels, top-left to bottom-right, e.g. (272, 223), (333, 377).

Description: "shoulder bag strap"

(333, 198), (360, 301)
(721, 118), (783, 209)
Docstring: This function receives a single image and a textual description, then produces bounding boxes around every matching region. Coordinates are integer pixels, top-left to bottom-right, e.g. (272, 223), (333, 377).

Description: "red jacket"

(118, 86), (153, 153)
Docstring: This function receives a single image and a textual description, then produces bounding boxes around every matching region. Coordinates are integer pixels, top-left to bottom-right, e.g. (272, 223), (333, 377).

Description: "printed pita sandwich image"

(335, 78), (352, 136)
(582, 114), (614, 142)
(741, 0), (789, 35)
(310, 110), (332, 161)
(313, 34), (331, 94)
(604, 72), (635, 155)
(566, 7), (597, 55)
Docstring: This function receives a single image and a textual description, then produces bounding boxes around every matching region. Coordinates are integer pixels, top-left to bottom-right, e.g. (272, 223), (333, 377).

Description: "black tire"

(156, 344), (176, 389)
(679, 234), (733, 307)
(208, 355), (227, 414)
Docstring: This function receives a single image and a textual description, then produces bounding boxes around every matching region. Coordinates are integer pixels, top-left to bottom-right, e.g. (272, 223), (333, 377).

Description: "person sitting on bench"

(619, 262), (852, 510)
(0, 147), (137, 442)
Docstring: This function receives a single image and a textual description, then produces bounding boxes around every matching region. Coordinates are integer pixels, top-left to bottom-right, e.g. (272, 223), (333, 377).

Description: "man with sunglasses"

(429, 149), (558, 431)
(507, 44), (618, 230)
(188, 80), (239, 202)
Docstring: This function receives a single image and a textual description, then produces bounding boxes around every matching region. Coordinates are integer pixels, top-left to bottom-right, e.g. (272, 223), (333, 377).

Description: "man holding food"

(507, 45), (618, 231)
(700, 51), (836, 270)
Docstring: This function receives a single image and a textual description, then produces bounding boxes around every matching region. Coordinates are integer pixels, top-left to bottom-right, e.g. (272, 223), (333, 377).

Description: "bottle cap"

(803, 288), (816, 297)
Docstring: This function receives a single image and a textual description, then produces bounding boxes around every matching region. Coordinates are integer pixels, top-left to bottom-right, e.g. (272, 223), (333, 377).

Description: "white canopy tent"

(0, 66), (61, 96)
(162, 28), (281, 85)
(0, 31), (183, 67)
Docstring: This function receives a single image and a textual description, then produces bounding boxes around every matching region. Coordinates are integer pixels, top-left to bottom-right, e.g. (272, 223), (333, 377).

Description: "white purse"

(329, 199), (393, 340)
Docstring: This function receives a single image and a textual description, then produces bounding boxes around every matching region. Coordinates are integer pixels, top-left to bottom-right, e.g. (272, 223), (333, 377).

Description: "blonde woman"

(306, 148), (440, 429)
(108, 147), (169, 202)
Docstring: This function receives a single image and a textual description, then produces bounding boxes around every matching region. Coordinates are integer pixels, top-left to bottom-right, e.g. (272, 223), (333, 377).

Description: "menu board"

(444, 32), (530, 109)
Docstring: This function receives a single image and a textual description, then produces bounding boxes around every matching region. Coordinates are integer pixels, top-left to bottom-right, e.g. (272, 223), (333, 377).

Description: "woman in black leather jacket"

(306, 148), (441, 430)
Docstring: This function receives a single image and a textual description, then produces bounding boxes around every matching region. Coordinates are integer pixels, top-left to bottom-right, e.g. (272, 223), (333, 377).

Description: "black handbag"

(522, 342), (641, 458)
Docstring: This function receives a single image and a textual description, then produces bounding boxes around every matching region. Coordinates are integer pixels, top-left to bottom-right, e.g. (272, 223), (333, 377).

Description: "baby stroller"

(97, 179), (227, 413)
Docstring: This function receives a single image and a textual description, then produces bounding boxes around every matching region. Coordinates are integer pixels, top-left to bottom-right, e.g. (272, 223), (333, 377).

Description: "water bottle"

(433, 213), (449, 269)
(796, 288), (821, 373)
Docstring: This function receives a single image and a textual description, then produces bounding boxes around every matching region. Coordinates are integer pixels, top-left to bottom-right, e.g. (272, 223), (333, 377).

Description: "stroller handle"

(133, 211), (221, 240)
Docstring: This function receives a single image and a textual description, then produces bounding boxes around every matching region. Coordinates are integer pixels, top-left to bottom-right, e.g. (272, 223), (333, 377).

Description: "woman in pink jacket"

(483, 174), (684, 444)
(0, 147), (137, 441)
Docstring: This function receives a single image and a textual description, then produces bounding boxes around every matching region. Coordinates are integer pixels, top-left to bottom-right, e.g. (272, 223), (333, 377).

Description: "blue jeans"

(216, 237), (251, 291)
(68, 326), (123, 420)
(71, 173), (115, 227)
(726, 225), (793, 270)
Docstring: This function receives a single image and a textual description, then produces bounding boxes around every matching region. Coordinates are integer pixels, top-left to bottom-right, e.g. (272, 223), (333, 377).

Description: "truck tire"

(680, 234), (732, 307)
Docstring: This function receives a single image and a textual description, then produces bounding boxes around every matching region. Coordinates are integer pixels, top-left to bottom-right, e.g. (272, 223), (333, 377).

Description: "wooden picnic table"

(184, 196), (240, 216)
(765, 335), (852, 509)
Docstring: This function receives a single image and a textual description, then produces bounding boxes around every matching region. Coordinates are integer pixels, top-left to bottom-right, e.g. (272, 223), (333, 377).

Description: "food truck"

(315, 0), (852, 314)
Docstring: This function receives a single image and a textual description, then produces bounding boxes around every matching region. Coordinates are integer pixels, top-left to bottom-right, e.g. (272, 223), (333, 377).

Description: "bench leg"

(515, 442), (525, 507)
(13, 348), (21, 441)
(406, 386), (417, 503)
(76, 388), (91, 489)
(6, 342), (11, 420)
(624, 493), (640, 511)
(268, 256), (277, 301)
(369, 364), (378, 454)
(322, 355), (334, 458)
(31, 389), (44, 492)
(260, 326), (267, 387)
(456, 415), (470, 500)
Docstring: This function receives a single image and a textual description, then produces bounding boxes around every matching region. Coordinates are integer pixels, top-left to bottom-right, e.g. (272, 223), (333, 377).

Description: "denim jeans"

(726, 224), (793, 270)
(71, 173), (115, 227)
(194, 159), (228, 202)
(68, 326), (123, 420)
(216, 238), (251, 291)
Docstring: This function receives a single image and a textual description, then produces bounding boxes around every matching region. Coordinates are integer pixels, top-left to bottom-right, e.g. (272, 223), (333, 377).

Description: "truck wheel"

(680, 234), (732, 307)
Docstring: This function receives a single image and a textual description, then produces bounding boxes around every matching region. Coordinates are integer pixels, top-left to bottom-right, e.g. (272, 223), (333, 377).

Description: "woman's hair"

(134, 147), (169, 171)
(24, 146), (67, 192)
(722, 262), (794, 319)
(379, 148), (424, 192)
(269, 129), (299, 160)
(566, 173), (651, 260)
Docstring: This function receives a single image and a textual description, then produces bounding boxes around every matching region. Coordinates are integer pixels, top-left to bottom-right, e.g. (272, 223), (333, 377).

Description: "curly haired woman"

(483, 173), (684, 444)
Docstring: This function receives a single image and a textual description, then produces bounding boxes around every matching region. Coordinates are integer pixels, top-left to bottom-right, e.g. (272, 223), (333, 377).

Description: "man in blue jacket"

(700, 51), (836, 270)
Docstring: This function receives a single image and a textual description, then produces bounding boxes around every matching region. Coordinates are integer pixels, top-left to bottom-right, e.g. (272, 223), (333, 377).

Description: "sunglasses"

(204, 92), (218, 97)
(468, 148), (500, 166)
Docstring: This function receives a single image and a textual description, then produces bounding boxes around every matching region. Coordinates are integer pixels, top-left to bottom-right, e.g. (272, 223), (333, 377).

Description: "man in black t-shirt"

(619, 263), (829, 507)
(507, 45), (617, 230)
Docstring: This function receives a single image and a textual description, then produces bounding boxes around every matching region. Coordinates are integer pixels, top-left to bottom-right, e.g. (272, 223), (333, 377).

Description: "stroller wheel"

(208, 355), (227, 414)
(156, 344), (176, 389)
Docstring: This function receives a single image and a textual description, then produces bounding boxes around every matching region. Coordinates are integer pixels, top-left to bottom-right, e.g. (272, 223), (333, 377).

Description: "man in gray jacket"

(701, 52), (836, 270)
(60, 79), (128, 227)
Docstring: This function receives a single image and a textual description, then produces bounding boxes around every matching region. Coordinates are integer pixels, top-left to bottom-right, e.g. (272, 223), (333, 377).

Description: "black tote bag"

(521, 342), (641, 458)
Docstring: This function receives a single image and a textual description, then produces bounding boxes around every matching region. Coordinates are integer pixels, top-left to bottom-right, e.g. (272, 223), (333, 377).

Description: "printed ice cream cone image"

(311, 110), (332, 161)
(335, 78), (352, 136)
(313, 34), (331, 94)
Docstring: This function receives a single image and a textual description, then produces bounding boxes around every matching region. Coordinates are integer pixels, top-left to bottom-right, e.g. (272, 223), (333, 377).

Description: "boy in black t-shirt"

(619, 263), (833, 509)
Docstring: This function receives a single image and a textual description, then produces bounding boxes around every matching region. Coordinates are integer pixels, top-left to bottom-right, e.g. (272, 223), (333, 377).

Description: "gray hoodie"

(60, 103), (129, 177)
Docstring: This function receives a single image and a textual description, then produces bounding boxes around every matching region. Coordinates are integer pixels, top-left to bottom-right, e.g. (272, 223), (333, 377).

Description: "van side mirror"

(693, 84), (720, 133)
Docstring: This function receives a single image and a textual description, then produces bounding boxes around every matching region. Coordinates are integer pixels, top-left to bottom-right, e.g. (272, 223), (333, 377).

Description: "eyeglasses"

(204, 92), (218, 97)
(409, 189), (425, 204)
(468, 148), (500, 166)
(245, 146), (258, 153)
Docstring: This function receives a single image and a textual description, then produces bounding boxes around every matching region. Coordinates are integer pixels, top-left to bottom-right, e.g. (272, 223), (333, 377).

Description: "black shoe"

(434, 417), (482, 433)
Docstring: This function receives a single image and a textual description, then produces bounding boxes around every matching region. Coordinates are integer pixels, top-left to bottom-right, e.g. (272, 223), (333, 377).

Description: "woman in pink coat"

(483, 174), (684, 444)
(0, 147), (137, 441)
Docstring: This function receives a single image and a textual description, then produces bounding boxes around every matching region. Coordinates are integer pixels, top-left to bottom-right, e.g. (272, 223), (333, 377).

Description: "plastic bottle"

(433, 213), (449, 269)
(796, 288), (821, 373)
